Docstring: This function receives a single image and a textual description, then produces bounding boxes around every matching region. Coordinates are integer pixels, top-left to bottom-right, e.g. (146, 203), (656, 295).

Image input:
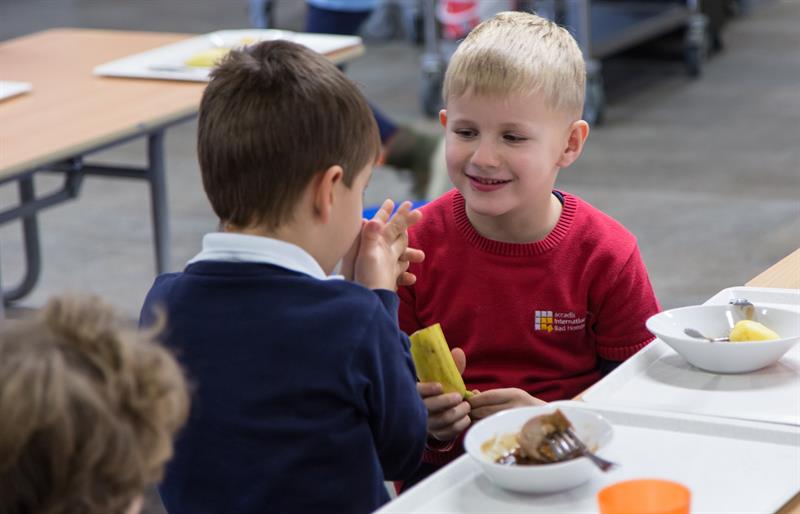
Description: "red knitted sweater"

(398, 190), (660, 466)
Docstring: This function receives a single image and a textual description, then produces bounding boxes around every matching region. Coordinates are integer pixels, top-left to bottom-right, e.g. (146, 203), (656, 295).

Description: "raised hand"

(345, 199), (424, 291)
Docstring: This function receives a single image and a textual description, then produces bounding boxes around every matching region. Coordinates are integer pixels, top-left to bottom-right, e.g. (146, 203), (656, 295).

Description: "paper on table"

(0, 81), (32, 102)
(94, 29), (362, 82)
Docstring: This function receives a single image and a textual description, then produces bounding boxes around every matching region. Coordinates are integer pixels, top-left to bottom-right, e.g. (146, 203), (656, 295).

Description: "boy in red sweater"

(397, 11), (661, 487)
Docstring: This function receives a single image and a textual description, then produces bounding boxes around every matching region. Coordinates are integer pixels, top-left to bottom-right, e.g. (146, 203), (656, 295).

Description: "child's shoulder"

(564, 191), (640, 255)
(567, 191), (634, 235)
(408, 189), (458, 239)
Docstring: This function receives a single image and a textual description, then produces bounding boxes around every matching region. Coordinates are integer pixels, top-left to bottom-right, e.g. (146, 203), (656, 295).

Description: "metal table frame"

(0, 115), (193, 302)
(0, 28), (363, 309)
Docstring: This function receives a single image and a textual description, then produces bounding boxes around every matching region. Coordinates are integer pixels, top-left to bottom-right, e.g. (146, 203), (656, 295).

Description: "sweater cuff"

(425, 437), (456, 453)
(373, 288), (399, 316)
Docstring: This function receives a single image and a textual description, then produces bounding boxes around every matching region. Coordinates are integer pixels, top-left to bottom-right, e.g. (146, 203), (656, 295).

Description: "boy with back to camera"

(0, 294), (189, 514)
(139, 40), (428, 514)
(397, 11), (661, 486)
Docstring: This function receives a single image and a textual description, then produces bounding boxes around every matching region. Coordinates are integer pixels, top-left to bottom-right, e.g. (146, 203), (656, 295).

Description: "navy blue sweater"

(140, 261), (427, 514)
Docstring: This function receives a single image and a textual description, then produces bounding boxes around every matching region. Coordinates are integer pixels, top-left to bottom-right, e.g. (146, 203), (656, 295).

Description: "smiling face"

(441, 91), (586, 241)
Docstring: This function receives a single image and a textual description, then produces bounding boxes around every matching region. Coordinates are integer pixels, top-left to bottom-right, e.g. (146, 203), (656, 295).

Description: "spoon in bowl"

(730, 298), (755, 321)
(684, 328), (729, 342)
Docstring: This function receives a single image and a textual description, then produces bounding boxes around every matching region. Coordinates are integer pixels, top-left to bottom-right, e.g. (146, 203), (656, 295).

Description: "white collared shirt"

(188, 233), (342, 281)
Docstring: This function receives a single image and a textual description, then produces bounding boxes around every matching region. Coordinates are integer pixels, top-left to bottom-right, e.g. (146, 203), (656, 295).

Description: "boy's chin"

(464, 198), (515, 218)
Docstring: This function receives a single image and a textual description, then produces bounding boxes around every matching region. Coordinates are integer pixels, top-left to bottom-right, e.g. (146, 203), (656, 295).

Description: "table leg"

(147, 130), (171, 274)
(1, 176), (43, 304)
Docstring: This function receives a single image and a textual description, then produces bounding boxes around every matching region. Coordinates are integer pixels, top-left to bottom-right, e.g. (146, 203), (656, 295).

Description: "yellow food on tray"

(409, 323), (472, 399)
(729, 320), (781, 342)
(185, 47), (230, 68)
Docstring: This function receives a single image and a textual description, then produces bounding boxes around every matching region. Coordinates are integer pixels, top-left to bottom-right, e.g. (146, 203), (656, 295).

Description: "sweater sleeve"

(593, 245), (661, 361)
(397, 282), (424, 337)
(353, 290), (428, 480)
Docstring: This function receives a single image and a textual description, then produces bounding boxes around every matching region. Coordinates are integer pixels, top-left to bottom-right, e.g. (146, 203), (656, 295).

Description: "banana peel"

(410, 323), (473, 399)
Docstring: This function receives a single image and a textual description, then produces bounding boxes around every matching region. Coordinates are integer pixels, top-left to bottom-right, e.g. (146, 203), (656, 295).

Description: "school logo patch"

(534, 310), (586, 333)
(534, 310), (554, 333)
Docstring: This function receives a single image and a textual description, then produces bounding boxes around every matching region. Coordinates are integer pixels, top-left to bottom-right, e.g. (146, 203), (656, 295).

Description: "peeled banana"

(410, 323), (472, 399)
(729, 320), (781, 342)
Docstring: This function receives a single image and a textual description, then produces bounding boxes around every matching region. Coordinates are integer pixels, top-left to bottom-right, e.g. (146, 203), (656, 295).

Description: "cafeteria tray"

(94, 29), (362, 82)
(375, 401), (800, 514)
(581, 287), (800, 426)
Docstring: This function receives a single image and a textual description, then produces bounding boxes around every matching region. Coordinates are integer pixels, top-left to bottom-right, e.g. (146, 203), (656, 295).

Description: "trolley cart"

(419, 0), (710, 125)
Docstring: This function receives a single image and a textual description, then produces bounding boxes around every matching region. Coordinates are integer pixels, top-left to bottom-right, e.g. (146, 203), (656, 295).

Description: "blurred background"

(1, 0), (798, 511)
(2, 0), (798, 319)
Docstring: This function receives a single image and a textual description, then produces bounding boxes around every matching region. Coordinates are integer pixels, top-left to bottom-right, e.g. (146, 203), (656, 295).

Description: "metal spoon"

(684, 327), (729, 342)
(730, 298), (755, 321)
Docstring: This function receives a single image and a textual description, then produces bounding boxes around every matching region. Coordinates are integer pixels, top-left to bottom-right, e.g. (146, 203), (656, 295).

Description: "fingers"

(416, 381), (443, 399)
(465, 389), (499, 408)
(384, 201), (421, 241)
(361, 218), (382, 238)
(425, 392), (472, 440)
(469, 404), (504, 420)
(466, 388), (547, 420)
(400, 247), (425, 264)
(396, 270), (417, 287)
(431, 410), (471, 441)
(451, 347), (466, 375)
(467, 390), (509, 420)
(372, 198), (394, 224)
(424, 391), (464, 413)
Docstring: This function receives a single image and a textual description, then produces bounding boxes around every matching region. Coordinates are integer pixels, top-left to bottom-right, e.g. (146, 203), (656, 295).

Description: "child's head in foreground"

(197, 40), (380, 250)
(440, 11), (590, 234)
(0, 295), (189, 514)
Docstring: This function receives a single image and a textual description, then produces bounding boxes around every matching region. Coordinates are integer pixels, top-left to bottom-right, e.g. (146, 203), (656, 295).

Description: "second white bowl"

(646, 304), (800, 373)
(464, 405), (613, 494)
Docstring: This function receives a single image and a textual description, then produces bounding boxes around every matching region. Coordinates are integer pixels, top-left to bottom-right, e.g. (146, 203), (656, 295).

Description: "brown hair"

(0, 295), (189, 514)
(444, 11), (586, 119)
(198, 40), (381, 231)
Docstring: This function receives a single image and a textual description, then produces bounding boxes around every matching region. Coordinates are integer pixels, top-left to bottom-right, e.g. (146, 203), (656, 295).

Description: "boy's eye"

(454, 128), (476, 138)
(503, 134), (527, 143)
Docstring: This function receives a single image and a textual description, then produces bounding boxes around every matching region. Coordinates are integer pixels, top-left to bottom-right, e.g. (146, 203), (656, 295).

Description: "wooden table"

(747, 248), (800, 289)
(753, 248), (800, 514)
(0, 28), (363, 303)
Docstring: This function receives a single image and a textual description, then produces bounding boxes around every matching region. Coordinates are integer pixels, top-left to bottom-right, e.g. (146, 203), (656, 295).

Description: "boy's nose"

(470, 138), (501, 169)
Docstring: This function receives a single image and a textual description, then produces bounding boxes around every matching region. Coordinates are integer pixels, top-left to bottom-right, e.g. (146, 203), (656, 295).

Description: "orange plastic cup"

(597, 479), (691, 514)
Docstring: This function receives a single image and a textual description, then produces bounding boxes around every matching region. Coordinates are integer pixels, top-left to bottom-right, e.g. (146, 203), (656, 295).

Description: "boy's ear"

(439, 109), (447, 128)
(556, 120), (590, 168)
(312, 165), (344, 223)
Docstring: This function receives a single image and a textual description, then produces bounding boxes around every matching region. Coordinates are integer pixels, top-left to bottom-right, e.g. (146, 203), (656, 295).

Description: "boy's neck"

(467, 192), (563, 244)
(221, 222), (335, 274)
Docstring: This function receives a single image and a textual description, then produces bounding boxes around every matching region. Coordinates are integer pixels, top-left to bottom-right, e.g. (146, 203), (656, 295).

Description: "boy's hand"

(418, 348), (471, 441)
(350, 199), (424, 291)
(467, 388), (547, 420)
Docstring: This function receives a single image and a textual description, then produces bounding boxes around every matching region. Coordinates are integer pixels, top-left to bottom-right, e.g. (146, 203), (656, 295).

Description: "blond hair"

(0, 295), (189, 514)
(443, 11), (586, 118)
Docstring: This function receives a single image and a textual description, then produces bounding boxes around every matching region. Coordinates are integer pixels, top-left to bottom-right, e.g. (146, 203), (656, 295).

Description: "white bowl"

(646, 304), (800, 373)
(464, 405), (613, 494)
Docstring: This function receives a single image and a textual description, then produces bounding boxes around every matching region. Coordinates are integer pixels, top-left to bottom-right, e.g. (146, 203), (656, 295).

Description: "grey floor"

(2, 0), (799, 512)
